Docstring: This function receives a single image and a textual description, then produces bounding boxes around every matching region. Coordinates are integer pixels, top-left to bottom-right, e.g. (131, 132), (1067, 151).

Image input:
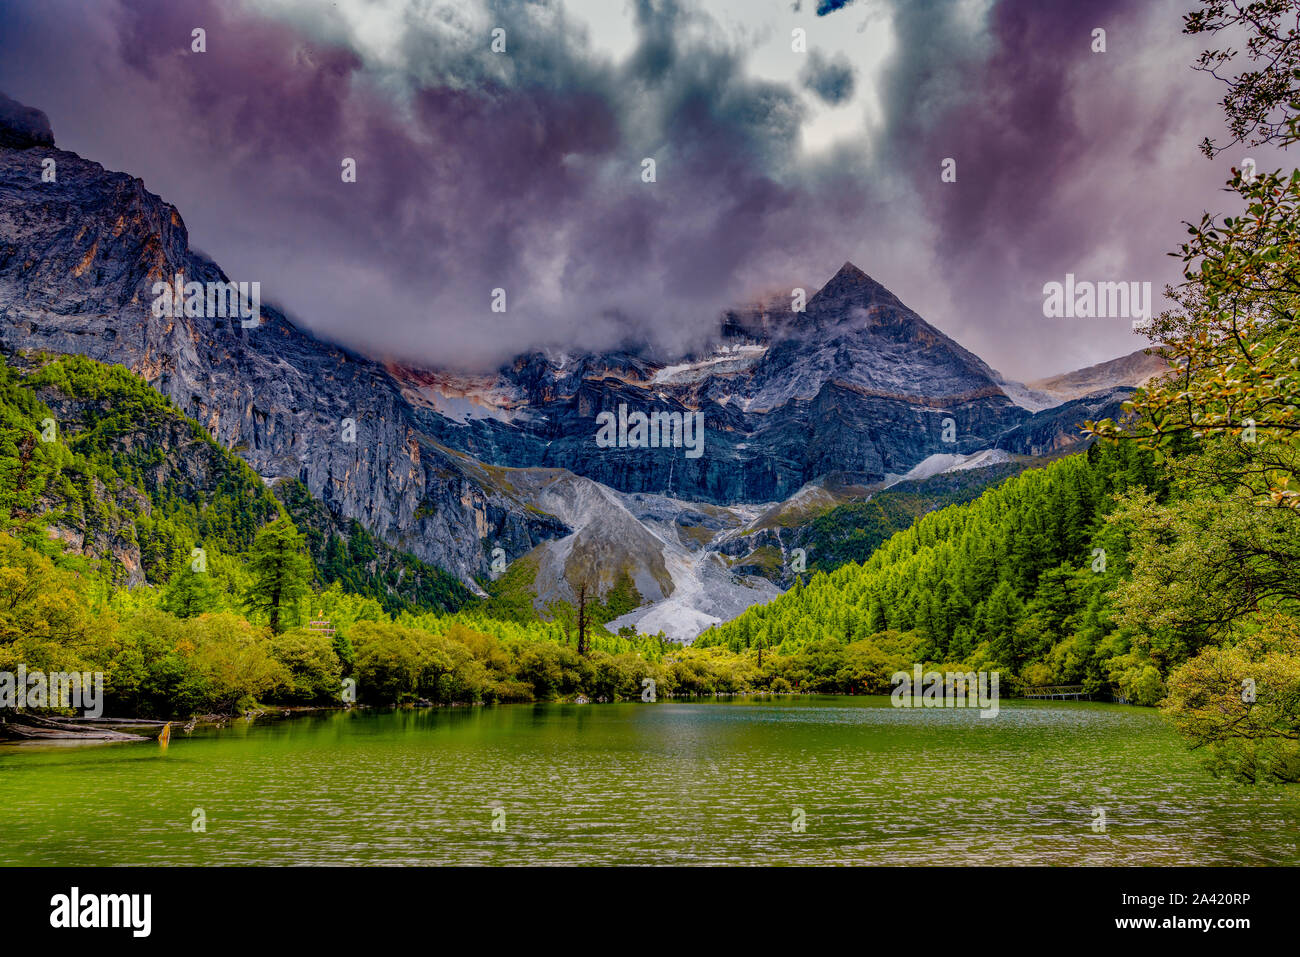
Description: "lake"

(2, 696), (1297, 865)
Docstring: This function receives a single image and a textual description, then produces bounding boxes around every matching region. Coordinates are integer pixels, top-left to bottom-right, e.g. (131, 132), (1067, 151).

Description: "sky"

(0, 0), (1288, 379)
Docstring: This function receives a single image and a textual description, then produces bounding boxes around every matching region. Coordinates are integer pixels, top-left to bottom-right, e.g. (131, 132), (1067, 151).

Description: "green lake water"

(2, 696), (1297, 865)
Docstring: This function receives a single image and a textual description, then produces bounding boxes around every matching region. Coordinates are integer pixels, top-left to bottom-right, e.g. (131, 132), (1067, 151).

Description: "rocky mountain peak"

(808, 260), (904, 317)
(830, 260), (874, 286)
(0, 92), (55, 150)
(1026, 347), (1172, 403)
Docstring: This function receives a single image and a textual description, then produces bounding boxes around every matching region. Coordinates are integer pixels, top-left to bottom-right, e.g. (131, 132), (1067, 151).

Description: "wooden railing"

(1023, 684), (1087, 699)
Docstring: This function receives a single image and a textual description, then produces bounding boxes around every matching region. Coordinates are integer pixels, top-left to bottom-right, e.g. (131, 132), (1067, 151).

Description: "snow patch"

(424, 391), (534, 426)
(649, 344), (767, 385)
(996, 378), (1062, 413)
(882, 448), (1011, 488)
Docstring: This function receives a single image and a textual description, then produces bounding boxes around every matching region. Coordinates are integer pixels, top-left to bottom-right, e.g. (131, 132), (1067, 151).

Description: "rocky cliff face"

(0, 98), (562, 583)
(993, 387), (1135, 458)
(394, 261), (1036, 505)
(0, 94), (53, 150)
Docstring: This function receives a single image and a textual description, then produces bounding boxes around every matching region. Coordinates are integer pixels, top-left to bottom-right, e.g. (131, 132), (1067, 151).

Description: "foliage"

(243, 518), (313, 633)
(1163, 615), (1300, 782)
(0, 532), (96, 674)
(159, 549), (220, 619)
(269, 629), (343, 704)
(277, 478), (473, 615)
(1184, 0), (1300, 157)
(697, 441), (1161, 693)
(1086, 3), (1300, 779)
(1111, 444), (1300, 656)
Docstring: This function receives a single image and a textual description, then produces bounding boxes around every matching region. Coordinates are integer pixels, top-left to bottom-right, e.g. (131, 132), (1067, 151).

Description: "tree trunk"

(577, 582), (589, 657)
(0, 713), (147, 741)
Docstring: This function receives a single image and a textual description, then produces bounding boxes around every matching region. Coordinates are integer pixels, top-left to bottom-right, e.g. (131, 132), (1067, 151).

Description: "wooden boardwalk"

(1023, 684), (1088, 700)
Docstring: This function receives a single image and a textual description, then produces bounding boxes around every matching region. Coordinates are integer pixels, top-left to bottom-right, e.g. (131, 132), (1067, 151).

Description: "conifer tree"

(160, 548), (218, 619)
(244, 518), (313, 633)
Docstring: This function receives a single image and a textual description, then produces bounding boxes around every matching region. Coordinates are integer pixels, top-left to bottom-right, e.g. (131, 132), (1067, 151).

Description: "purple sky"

(0, 0), (1287, 379)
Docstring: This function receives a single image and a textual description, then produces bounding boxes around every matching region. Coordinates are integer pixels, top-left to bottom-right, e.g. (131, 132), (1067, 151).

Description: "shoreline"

(1, 692), (1142, 749)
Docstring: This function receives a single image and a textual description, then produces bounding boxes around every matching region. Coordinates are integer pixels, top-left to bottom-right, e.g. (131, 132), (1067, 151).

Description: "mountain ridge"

(0, 93), (1143, 637)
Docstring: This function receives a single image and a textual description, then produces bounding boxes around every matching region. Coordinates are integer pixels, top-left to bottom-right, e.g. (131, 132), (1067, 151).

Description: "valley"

(0, 95), (1167, 640)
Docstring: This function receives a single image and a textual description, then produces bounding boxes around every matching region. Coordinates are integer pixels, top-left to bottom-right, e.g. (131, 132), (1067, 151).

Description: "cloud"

(0, 0), (1278, 378)
(799, 49), (855, 105)
(816, 0), (860, 15)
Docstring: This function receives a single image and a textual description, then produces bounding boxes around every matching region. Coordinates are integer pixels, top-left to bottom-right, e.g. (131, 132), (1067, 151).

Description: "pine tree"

(160, 550), (218, 619)
(985, 579), (1028, 668)
(244, 518), (313, 633)
(867, 596), (888, 634)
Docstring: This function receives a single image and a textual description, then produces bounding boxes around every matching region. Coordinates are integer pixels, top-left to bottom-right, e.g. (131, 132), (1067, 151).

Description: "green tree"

(0, 532), (96, 675)
(184, 613), (289, 713)
(983, 580), (1027, 669)
(159, 548), (219, 619)
(1163, 615), (1300, 783)
(269, 629), (343, 704)
(243, 518), (313, 633)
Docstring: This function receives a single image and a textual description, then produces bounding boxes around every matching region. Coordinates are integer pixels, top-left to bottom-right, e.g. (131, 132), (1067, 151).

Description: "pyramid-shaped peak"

(825, 260), (890, 292)
(812, 260), (900, 310)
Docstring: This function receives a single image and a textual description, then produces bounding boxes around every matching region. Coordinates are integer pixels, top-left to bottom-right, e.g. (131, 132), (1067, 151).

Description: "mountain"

(0, 350), (473, 613)
(993, 387), (1137, 458)
(694, 438), (1167, 700)
(474, 473), (783, 641)
(394, 260), (1037, 505)
(0, 94), (1143, 640)
(0, 92), (53, 150)
(0, 97), (565, 586)
(1027, 348), (1171, 403)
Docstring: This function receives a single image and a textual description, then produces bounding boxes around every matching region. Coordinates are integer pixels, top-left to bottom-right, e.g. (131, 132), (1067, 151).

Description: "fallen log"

(60, 716), (170, 727)
(0, 715), (148, 741)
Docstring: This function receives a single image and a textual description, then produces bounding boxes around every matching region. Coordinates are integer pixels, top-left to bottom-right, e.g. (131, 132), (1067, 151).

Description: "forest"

(696, 439), (1170, 703)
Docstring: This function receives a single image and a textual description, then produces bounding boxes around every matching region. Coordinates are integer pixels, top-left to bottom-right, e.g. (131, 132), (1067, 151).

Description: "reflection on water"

(1, 697), (1297, 865)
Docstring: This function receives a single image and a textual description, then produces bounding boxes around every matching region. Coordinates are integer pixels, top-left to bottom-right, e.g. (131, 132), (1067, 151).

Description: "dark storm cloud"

(1, 0), (869, 369)
(860, 0), (1288, 376)
(883, 0), (1135, 261)
(816, 0), (860, 15)
(799, 49), (855, 105)
(0, 0), (1272, 377)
